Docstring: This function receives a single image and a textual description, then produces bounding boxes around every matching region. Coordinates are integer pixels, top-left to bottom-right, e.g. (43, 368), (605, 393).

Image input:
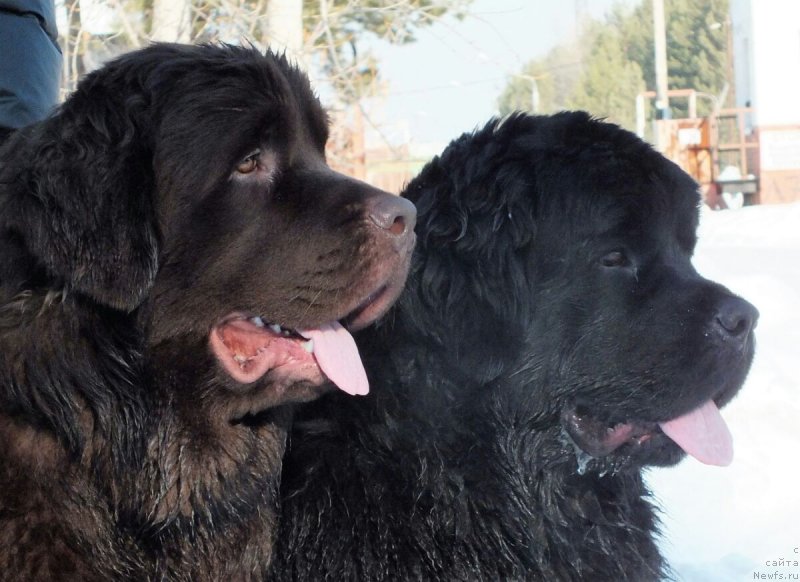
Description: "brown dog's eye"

(236, 151), (260, 174)
(601, 251), (628, 268)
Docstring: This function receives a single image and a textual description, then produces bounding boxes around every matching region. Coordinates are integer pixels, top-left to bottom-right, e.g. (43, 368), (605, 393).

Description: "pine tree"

(566, 23), (645, 130)
(667, 0), (728, 101)
(497, 41), (583, 116)
(616, 0), (729, 116)
(498, 0), (731, 128)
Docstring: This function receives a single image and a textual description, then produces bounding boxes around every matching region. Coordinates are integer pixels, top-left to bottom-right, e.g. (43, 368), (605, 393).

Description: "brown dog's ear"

(0, 70), (159, 312)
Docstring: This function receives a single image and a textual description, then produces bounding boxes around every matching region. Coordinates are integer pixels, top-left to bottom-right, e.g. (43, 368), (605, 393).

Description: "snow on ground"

(647, 202), (800, 581)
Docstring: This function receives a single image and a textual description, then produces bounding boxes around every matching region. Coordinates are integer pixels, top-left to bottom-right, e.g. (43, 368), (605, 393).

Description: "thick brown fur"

(0, 44), (414, 580)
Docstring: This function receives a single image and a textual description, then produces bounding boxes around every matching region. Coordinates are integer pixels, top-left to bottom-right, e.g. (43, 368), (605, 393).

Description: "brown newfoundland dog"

(272, 112), (758, 581)
(0, 44), (415, 580)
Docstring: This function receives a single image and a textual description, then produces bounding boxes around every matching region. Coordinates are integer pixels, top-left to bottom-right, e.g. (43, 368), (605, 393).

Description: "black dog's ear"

(398, 120), (538, 382)
(0, 71), (159, 312)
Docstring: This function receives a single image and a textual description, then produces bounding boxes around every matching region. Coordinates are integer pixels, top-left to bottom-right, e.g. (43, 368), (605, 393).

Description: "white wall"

(732, 0), (800, 127)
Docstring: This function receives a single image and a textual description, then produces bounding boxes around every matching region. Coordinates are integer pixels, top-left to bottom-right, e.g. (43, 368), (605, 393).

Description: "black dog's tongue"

(659, 400), (733, 466)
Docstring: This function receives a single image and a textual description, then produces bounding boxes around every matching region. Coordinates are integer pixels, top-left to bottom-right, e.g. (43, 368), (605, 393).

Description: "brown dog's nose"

(368, 194), (417, 237)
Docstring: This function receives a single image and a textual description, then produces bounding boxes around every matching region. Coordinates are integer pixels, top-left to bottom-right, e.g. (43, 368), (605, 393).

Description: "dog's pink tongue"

(659, 400), (733, 466)
(298, 322), (369, 396)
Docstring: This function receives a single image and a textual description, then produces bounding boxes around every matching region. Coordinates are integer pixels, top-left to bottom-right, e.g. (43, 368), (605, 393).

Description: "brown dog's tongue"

(299, 322), (369, 396)
(659, 400), (733, 466)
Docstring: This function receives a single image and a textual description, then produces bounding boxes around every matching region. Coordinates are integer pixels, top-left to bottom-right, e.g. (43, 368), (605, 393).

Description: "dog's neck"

(0, 277), (285, 578)
(278, 319), (665, 580)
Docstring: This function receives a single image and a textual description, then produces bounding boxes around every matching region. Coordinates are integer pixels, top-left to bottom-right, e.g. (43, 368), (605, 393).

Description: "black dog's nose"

(713, 296), (759, 342)
(368, 194), (417, 237)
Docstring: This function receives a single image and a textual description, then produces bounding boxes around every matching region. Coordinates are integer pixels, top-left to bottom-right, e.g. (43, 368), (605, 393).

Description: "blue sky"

(363, 0), (631, 147)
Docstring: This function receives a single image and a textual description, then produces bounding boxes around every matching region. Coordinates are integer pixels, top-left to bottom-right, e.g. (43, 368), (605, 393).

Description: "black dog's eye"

(600, 251), (629, 268)
(236, 150), (260, 174)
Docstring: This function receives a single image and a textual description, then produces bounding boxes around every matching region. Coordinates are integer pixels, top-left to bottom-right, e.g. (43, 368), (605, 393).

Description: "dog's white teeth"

(250, 316), (266, 328)
(302, 339), (314, 354)
(269, 324), (282, 333)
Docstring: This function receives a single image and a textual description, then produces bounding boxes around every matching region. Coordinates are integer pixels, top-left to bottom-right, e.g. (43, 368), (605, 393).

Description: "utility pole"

(574, 0), (587, 39)
(653, 0), (670, 120)
(725, 15), (735, 107)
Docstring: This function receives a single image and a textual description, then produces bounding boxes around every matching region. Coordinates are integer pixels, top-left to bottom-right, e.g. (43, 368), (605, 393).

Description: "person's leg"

(0, 0), (61, 139)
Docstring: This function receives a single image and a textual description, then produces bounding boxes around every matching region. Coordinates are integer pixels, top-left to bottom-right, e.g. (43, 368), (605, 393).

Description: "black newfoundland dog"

(272, 112), (758, 580)
(0, 44), (415, 580)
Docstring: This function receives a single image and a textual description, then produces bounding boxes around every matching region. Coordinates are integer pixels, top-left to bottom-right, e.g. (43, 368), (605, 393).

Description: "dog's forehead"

(142, 47), (327, 148)
(544, 156), (700, 250)
(147, 51), (329, 184)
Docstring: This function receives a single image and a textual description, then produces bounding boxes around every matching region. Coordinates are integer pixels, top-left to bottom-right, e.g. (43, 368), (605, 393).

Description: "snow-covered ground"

(647, 202), (800, 581)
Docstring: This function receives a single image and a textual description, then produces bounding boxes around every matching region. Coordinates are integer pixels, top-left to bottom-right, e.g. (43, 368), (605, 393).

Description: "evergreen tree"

(497, 41), (582, 116)
(615, 0), (729, 116)
(666, 0), (728, 102)
(498, 0), (730, 128)
(566, 23), (645, 129)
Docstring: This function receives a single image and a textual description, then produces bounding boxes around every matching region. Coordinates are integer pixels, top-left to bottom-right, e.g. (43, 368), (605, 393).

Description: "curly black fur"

(0, 44), (414, 580)
(272, 112), (758, 581)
